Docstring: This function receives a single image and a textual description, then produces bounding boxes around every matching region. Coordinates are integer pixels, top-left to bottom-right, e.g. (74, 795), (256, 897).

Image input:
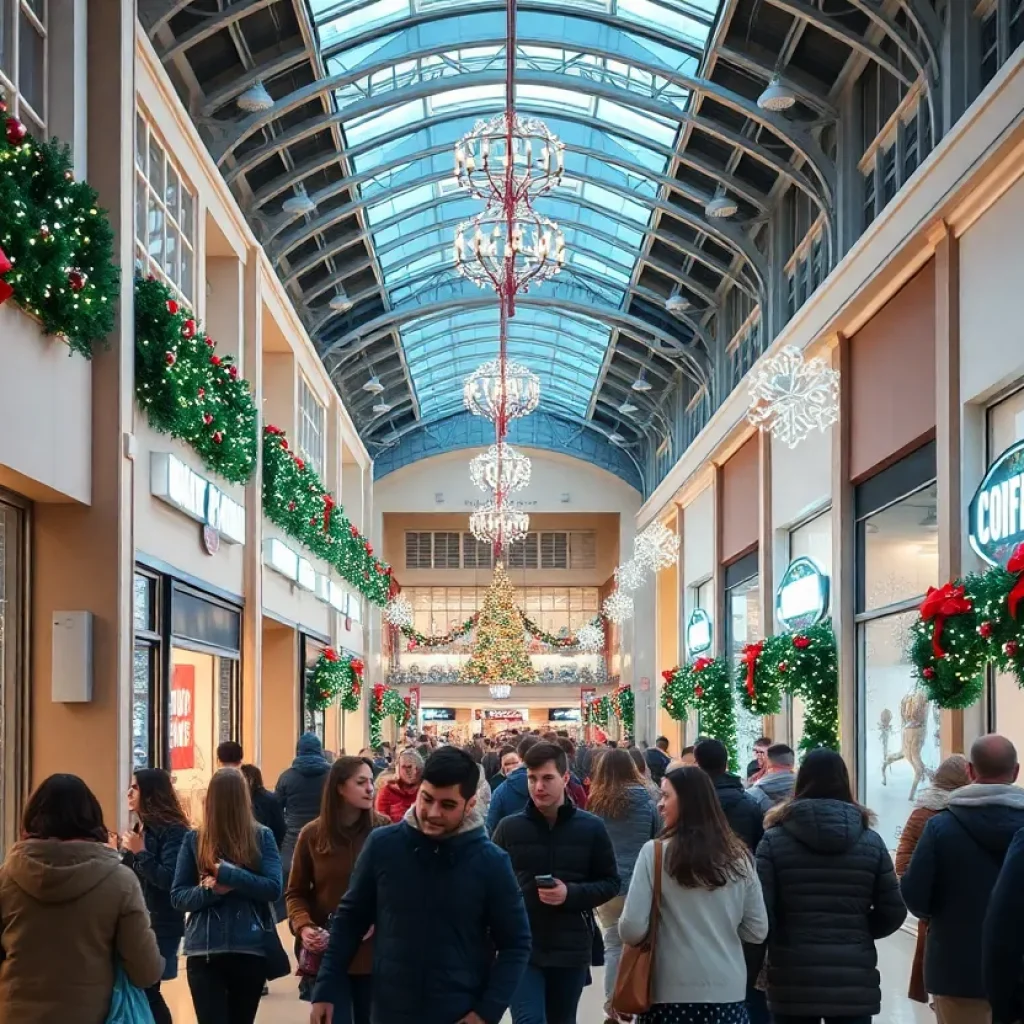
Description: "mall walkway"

(161, 926), (933, 1023)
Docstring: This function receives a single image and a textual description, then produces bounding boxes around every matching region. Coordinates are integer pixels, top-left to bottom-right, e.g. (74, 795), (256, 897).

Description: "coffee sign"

(776, 556), (829, 631)
(970, 440), (1024, 567)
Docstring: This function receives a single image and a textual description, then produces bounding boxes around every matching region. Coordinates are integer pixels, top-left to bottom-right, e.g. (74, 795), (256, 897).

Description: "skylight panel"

(365, 182), (434, 225)
(345, 99), (424, 147)
(430, 85), (504, 111)
(617, 0), (711, 48)
(595, 99), (678, 148)
(581, 182), (651, 224)
(321, 0), (409, 41)
(517, 84), (594, 113)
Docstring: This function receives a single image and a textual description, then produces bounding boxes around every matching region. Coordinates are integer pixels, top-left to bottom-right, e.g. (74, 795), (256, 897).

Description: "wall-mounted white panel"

(682, 486), (714, 586)
(771, 426), (832, 529)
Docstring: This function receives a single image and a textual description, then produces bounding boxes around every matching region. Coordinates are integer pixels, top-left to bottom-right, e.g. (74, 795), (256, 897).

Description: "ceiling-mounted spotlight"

(705, 191), (739, 219)
(362, 375), (384, 394)
(758, 74), (797, 112)
(618, 399), (638, 415)
(665, 286), (690, 315)
(631, 370), (652, 393)
(372, 400), (392, 415)
(329, 292), (352, 313)
(236, 81), (274, 113)
(608, 431), (626, 445)
(282, 190), (316, 216)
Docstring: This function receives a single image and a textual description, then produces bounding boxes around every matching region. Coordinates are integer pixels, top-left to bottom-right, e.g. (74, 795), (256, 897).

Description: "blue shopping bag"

(105, 964), (155, 1024)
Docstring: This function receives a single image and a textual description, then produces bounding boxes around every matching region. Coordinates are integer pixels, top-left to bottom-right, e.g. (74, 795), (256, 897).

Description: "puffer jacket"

(750, 770), (796, 814)
(756, 798), (906, 1017)
(901, 783), (1024, 1000)
(311, 806), (530, 1024)
(171, 825), (283, 956)
(122, 820), (188, 943)
(984, 826), (1024, 1023)
(275, 734), (332, 840)
(486, 766), (530, 833)
(492, 798), (620, 968)
(712, 772), (764, 853)
(0, 840), (163, 1024)
(591, 784), (659, 894)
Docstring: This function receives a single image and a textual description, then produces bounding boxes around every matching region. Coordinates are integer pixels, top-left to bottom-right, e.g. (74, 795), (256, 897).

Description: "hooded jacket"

(275, 734), (332, 839)
(984, 826), (1024, 1023)
(901, 782), (1024, 999)
(591, 784), (659, 895)
(750, 770), (796, 814)
(376, 779), (420, 824)
(756, 798), (906, 1017)
(0, 840), (164, 1024)
(311, 805), (530, 1024)
(712, 773), (764, 853)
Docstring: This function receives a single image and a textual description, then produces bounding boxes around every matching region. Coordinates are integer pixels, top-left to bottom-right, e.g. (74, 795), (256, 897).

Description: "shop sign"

(421, 707), (456, 721)
(970, 439), (1024, 566)
(297, 557), (316, 592)
(686, 608), (712, 656)
(264, 538), (299, 580)
(776, 556), (830, 631)
(151, 453), (245, 546)
(169, 665), (195, 770)
(550, 707), (581, 721)
(484, 708), (526, 720)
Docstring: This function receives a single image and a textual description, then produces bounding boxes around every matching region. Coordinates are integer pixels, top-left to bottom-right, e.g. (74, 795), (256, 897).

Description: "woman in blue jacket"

(122, 768), (190, 1024)
(172, 768), (283, 1024)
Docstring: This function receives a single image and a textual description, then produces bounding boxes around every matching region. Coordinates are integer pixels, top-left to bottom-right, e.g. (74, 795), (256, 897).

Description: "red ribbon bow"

(741, 642), (763, 698)
(323, 493), (335, 533)
(920, 583), (972, 658)
(0, 246), (13, 306)
(350, 658), (364, 676)
(1007, 543), (1024, 620)
(323, 647), (338, 663)
(661, 668), (676, 682)
(692, 657), (714, 673)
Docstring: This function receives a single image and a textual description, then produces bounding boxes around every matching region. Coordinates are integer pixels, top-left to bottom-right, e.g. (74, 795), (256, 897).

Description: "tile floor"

(163, 926), (933, 1023)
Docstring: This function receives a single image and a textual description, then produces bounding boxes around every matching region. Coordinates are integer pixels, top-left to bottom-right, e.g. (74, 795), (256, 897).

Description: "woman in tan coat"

(894, 753), (970, 1003)
(0, 774), (164, 1024)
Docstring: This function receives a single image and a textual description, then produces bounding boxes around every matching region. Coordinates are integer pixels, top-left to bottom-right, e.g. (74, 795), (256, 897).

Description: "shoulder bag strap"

(647, 840), (663, 948)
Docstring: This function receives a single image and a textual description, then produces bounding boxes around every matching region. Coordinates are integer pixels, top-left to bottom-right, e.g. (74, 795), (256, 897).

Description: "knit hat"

(932, 753), (970, 792)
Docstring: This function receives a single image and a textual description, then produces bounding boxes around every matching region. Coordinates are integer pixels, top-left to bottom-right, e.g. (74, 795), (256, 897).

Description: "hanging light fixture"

(469, 443), (532, 494)
(618, 399), (638, 415)
(384, 594), (414, 629)
(631, 370), (652, 393)
(705, 189), (739, 219)
(747, 345), (840, 448)
(329, 291), (352, 312)
(469, 503), (530, 547)
(454, 204), (564, 295)
(665, 286), (690, 315)
(574, 621), (605, 653)
(463, 359), (540, 423)
(758, 74), (797, 112)
(282, 190), (316, 215)
(362, 375), (384, 394)
(634, 520), (681, 572)
(489, 683), (513, 699)
(454, 112), (565, 204)
(372, 399), (392, 416)
(236, 81), (274, 113)
(603, 590), (635, 624)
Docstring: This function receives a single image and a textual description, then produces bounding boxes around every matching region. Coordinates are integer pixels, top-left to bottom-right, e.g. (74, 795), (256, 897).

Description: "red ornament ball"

(228, 365), (239, 379)
(166, 299), (179, 315)
(212, 431), (223, 444)
(365, 541), (374, 556)
(294, 457), (305, 471)
(923, 667), (936, 679)
(287, 501), (296, 511)
(210, 355), (221, 366)
(778, 661), (788, 672)
(5, 117), (27, 145)
(978, 622), (994, 639)
(793, 635), (811, 649)
(164, 352), (176, 366)
(350, 524), (360, 538)
(202, 413), (213, 425)
(694, 684), (704, 698)
(1006, 641), (1020, 657)
(67, 270), (86, 292)
(181, 318), (197, 339)
(205, 335), (215, 348)
(197, 387), (205, 399)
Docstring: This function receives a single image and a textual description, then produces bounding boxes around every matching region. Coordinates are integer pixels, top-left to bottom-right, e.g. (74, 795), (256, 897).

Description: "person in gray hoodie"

(750, 743), (797, 815)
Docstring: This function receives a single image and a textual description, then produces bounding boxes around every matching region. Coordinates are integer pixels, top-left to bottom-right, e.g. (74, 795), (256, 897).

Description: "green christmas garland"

(401, 611), (606, 650)
(661, 658), (738, 771)
(263, 425), (393, 606)
(586, 694), (611, 729)
(370, 683), (408, 747)
(609, 684), (635, 738)
(306, 648), (363, 714)
(0, 105), (118, 357)
(135, 277), (258, 485)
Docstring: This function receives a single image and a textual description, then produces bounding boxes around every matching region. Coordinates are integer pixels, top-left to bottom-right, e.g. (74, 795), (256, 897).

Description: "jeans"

(744, 984), (769, 1024)
(772, 1017), (873, 1024)
(596, 895), (626, 1011)
(510, 964), (589, 1024)
(186, 954), (267, 1024)
(145, 982), (173, 1024)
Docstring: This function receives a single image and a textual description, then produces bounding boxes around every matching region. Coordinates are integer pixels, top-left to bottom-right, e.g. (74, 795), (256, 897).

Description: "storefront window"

(858, 476), (939, 853)
(0, 495), (26, 856)
(132, 571), (161, 771)
(724, 555), (763, 770)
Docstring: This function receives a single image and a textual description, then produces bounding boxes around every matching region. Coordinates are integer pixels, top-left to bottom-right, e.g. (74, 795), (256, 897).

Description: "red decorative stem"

(741, 641), (764, 699)
(920, 583), (972, 658)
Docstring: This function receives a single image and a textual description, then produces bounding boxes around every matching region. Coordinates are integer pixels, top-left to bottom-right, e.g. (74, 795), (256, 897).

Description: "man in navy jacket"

(486, 734), (541, 833)
(311, 746), (531, 1024)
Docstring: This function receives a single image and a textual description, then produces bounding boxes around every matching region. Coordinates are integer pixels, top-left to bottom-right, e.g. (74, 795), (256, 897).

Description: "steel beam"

(158, 0), (281, 63)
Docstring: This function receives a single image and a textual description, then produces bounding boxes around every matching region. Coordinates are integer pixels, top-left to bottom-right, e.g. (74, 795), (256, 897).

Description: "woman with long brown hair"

(619, 766), (767, 1024)
(589, 748), (660, 1020)
(286, 756), (388, 1021)
(171, 768), (283, 1024)
(122, 768), (191, 1024)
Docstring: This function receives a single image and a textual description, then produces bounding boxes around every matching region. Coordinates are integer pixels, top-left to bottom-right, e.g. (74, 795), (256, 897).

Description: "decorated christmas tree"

(461, 564), (535, 687)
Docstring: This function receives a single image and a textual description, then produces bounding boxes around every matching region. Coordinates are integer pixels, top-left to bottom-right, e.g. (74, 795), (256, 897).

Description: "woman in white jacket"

(619, 765), (768, 1024)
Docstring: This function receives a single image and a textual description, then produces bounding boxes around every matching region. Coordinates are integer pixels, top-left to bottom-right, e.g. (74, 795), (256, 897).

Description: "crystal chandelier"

(469, 443), (532, 495)
(454, 203), (565, 295)
(489, 683), (513, 699)
(454, 112), (565, 204)
(575, 621), (604, 653)
(469, 503), (530, 547)
(634, 521), (681, 573)
(614, 559), (647, 592)
(747, 345), (840, 449)
(464, 359), (541, 423)
(384, 594), (413, 629)
(603, 590), (635, 624)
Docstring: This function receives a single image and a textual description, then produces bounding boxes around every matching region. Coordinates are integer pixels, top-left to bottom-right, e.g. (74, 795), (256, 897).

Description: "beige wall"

(682, 487), (714, 586)
(771, 425), (832, 530)
(721, 436), (759, 563)
(261, 619), (299, 788)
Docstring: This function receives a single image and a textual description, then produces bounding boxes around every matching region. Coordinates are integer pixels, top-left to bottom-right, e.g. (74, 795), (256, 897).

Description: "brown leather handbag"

(611, 840), (663, 1016)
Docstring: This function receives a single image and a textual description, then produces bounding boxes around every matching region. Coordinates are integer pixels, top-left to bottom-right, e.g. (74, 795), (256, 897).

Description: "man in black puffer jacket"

(695, 738), (764, 852)
(492, 742), (620, 1024)
(756, 750), (907, 1023)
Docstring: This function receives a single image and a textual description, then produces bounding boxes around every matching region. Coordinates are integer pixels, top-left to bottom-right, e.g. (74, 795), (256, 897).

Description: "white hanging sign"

(150, 453), (245, 546)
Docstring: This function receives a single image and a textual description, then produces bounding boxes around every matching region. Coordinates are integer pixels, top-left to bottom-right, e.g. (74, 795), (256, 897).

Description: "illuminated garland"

(263, 426), (394, 606)
(586, 695), (611, 728)
(370, 683), (408, 747)
(135, 277), (258, 485)
(0, 103), (118, 358)
(306, 649), (363, 714)
(401, 610), (605, 649)
(661, 658), (738, 771)
(739, 620), (840, 753)
(609, 684), (634, 737)
(520, 614), (606, 649)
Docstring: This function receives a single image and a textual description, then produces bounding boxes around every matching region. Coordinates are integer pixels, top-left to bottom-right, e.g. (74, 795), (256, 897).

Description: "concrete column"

(631, 574), (657, 746)
(47, 0), (88, 176)
(757, 429), (777, 740)
(712, 464), (725, 661)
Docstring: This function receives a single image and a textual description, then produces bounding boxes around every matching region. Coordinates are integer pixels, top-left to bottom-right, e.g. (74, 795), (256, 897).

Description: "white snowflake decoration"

(603, 590), (635, 624)
(615, 558), (647, 592)
(384, 594), (414, 629)
(575, 621), (605, 653)
(634, 520), (680, 572)
(747, 345), (839, 449)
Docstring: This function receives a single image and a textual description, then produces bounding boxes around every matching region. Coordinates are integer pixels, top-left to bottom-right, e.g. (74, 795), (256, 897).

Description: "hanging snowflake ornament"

(634, 520), (681, 572)
(747, 345), (839, 449)
(575, 621), (605, 653)
(384, 594), (414, 629)
(615, 558), (647, 592)
(603, 590), (635, 624)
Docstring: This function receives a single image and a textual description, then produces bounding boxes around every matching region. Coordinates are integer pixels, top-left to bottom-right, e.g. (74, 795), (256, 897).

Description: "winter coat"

(900, 782), (1024, 1000)
(490, 771), (512, 794)
(567, 773), (589, 811)
(476, 764), (492, 819)
(591, 784), (660, 895)
(984, 826), (1024, 1023)
(250, 788), (287, 848)
(286, 812), (389, 974)
(275, 734), (332, 840)
(712, 773), (764, 854)
(645, 746), (672, 785)
(492, 798), (620, 968)
(311, 806), (530, 1024)
(122, 821), (188, 944)
(756, 798), (906, 1017)
(171, 824), (283, 956)
(486, 765), (531, 833)
(376, 779), (420, 824)
(750, 770), (796, 814)
(0, 839), (164, 1024)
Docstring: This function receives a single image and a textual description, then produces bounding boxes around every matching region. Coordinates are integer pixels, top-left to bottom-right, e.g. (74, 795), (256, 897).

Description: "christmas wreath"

(135, 277), (258, 485)
(661, 658), (739, 770)
(370, 683), (408, 747)
(305, 648), (363, 714)
(263, 425), (394, 606)
(0, 102), (118, 358)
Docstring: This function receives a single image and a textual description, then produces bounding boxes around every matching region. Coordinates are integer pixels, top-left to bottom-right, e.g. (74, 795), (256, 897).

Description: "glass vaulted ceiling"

(308, 0), (719, 423)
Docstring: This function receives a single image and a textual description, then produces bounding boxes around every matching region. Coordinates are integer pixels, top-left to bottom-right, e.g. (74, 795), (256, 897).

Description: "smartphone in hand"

(535, 874), (558, 889)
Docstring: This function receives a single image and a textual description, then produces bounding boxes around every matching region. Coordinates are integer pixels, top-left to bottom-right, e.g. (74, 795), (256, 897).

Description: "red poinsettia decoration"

(324, 647), (338, 662)
(661, 668), (676, 683)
